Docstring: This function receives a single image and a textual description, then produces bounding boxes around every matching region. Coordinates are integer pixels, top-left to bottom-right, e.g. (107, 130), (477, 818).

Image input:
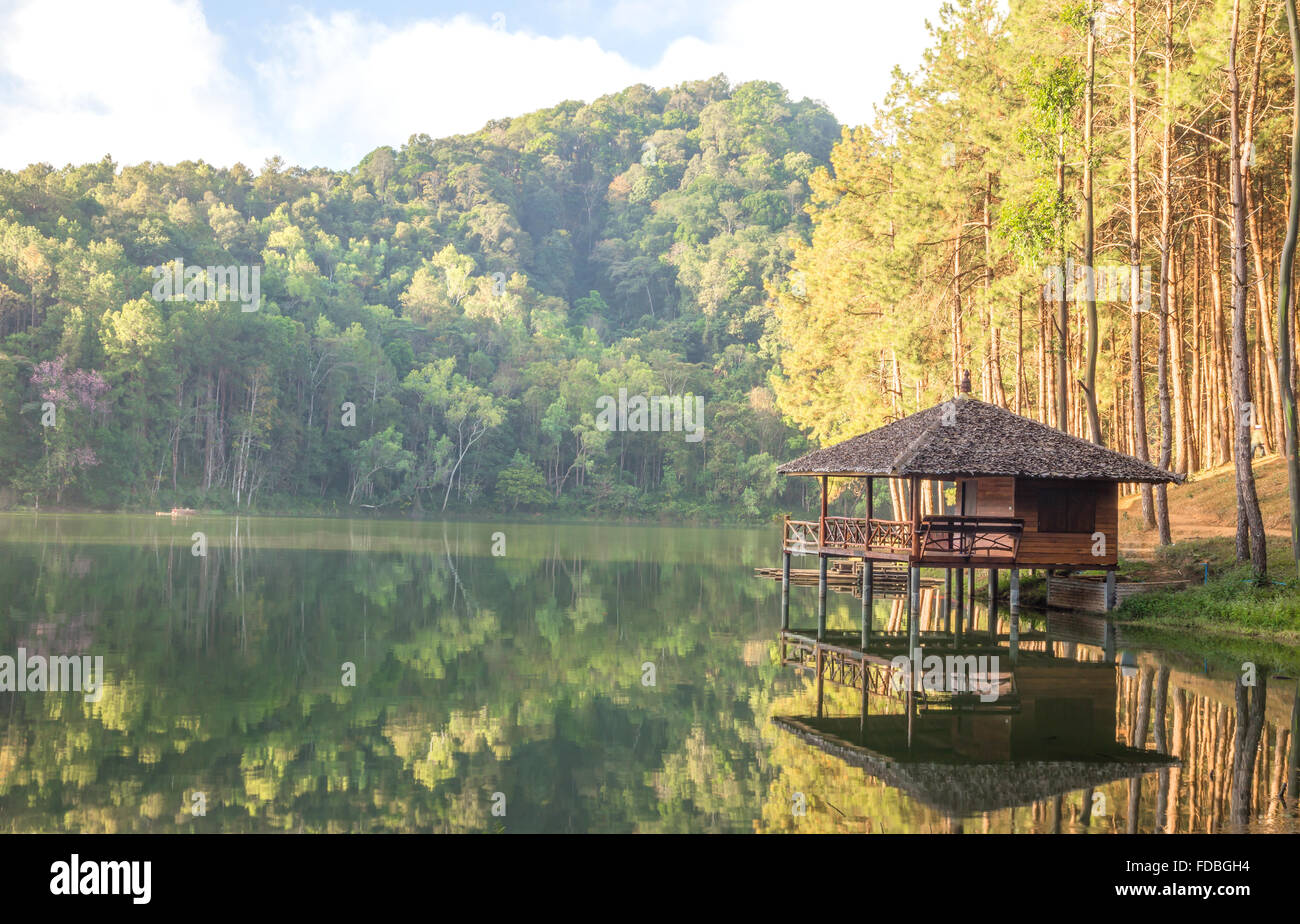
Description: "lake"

(0, 512), (1296, 833)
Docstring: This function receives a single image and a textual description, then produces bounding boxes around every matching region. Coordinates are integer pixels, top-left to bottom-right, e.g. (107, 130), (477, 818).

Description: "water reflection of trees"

(1108, 660), (1294, 833)
(0, 521), (792, 833)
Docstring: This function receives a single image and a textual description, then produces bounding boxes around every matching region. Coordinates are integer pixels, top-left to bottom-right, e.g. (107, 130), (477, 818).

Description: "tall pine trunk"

(1083, 17), (1102, 443)
(1057, 128), (1068, 432)
(1130, 0), (1156, 527)
(1228, 0), (1269, 578)
(1244, 2), (1282, 455)
(1154, 0), (1175, 545)
(1280, 0), (1300, 579)
(1172, 241), (1190, 474)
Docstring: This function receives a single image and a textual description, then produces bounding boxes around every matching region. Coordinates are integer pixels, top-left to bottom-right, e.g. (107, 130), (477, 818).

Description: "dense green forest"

(0, 76), (836, 519)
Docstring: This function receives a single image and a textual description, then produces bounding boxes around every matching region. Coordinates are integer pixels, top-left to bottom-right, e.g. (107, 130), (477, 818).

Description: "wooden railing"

(919, 515), (1023, 562)
(823, 515), (866, 547)
(784, 513), (1022, 562)
(779, 632), (900, 699)
(785, 518), (819, 549)
(865, 518), (912, 550)
(787, 516), (913, 552)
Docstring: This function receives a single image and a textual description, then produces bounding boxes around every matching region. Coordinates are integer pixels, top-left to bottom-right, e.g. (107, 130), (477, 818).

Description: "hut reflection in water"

(766, 577), (1300, 833)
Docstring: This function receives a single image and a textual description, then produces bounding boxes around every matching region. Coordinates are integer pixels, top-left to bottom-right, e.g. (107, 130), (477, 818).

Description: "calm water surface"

(0, 513), (1295, 833)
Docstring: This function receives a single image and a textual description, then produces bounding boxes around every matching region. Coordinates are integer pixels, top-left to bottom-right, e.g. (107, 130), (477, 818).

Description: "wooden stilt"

(954, 566), (964, 640)
(906, 686), (916, 751)
(1009, 568), (1020, 661)
(859, 650), (869, 742)
(968, 566), (977, 631)
(781, 551), (791, 631)
(954, 572), (963, 646)
(863, 476), (874, 650)
(1104, 568), (1117, 612)
(817, 555), (828, 641)
(907, 565), (919, 652)
(910, 566), (920, 640)
(944, 568), (953, 633)
(988, 567), (999, 639)
(861, 559), (873, 650)
(818, 475), (828, 547)
(815, 645), (825, 718)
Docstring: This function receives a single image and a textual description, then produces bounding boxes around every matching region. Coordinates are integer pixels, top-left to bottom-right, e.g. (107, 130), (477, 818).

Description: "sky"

(0, 0), (947, 171)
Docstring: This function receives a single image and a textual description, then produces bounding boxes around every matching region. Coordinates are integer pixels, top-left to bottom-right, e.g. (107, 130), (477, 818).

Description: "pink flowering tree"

(31, 355), (108, 504)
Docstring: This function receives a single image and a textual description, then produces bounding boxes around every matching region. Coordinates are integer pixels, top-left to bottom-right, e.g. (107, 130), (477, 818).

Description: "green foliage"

(1017, 57), (1086, 160)
(350, 424), (415, 506)
(999, 181), (1073, 263)
(0, 76), (836, 521)
(496, 451), (552, 510)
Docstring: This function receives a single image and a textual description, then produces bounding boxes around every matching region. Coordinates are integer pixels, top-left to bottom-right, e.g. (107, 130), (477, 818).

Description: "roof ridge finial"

(960, 369), (971, 396)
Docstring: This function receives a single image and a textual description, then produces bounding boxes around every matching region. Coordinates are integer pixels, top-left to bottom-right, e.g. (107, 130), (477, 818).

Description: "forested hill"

(0, 76), (838, 518)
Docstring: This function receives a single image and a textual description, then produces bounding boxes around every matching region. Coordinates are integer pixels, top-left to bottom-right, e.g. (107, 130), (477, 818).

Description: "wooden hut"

(775, 388), (1182, 621)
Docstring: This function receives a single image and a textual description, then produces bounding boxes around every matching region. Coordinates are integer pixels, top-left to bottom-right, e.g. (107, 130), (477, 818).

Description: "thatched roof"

(777, 397), (1182, 484)
(772, 716), (1178, 817)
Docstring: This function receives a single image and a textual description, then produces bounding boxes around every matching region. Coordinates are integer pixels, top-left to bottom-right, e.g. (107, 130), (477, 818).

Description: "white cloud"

(653, 0), (940, 122)
(254, 11), (649, 167)
(604, 0), (707, 33)
(0, 0), (944, 170)
(0, 0), (269, 168)
(260, 0), (941, 167)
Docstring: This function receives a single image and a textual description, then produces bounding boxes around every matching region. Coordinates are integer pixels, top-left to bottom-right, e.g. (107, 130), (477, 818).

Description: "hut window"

(1037, 482), (1096, 533)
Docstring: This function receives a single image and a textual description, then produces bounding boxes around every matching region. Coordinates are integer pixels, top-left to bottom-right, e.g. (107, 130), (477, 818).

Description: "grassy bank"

(1105, 456), (1300, 644)
(1112, 537), (1300, 644)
